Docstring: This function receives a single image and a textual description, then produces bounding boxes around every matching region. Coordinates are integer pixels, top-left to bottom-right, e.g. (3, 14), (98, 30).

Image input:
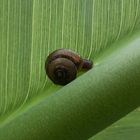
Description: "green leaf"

(90, 108), (140, 140)
(0, 0), (140, 139)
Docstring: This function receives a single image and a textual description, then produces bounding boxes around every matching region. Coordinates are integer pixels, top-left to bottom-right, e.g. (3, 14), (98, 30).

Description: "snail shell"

(45, 49), (93, 85)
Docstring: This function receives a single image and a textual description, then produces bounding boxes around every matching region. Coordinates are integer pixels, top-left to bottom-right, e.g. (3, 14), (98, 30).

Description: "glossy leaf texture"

(0, 0), (140, 139)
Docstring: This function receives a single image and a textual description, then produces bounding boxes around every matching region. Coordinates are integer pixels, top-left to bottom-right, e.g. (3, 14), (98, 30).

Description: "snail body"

(45, 49), (93, 85)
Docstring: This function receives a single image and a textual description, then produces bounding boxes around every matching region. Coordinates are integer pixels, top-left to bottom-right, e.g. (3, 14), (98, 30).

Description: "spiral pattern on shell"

(45, 49), (93, 85)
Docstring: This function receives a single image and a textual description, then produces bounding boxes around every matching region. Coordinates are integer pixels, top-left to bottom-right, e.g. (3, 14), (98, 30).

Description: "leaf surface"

(0, 0), (140, 139)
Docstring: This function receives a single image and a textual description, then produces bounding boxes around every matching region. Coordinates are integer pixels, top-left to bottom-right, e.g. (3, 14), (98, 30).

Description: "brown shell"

(45, 49), (93, 85)
(46, 57), (77, 85)
(46, 49), (83, 70)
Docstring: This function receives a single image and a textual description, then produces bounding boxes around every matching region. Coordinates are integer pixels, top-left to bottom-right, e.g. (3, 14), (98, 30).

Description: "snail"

(45, 49), (93, 85)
